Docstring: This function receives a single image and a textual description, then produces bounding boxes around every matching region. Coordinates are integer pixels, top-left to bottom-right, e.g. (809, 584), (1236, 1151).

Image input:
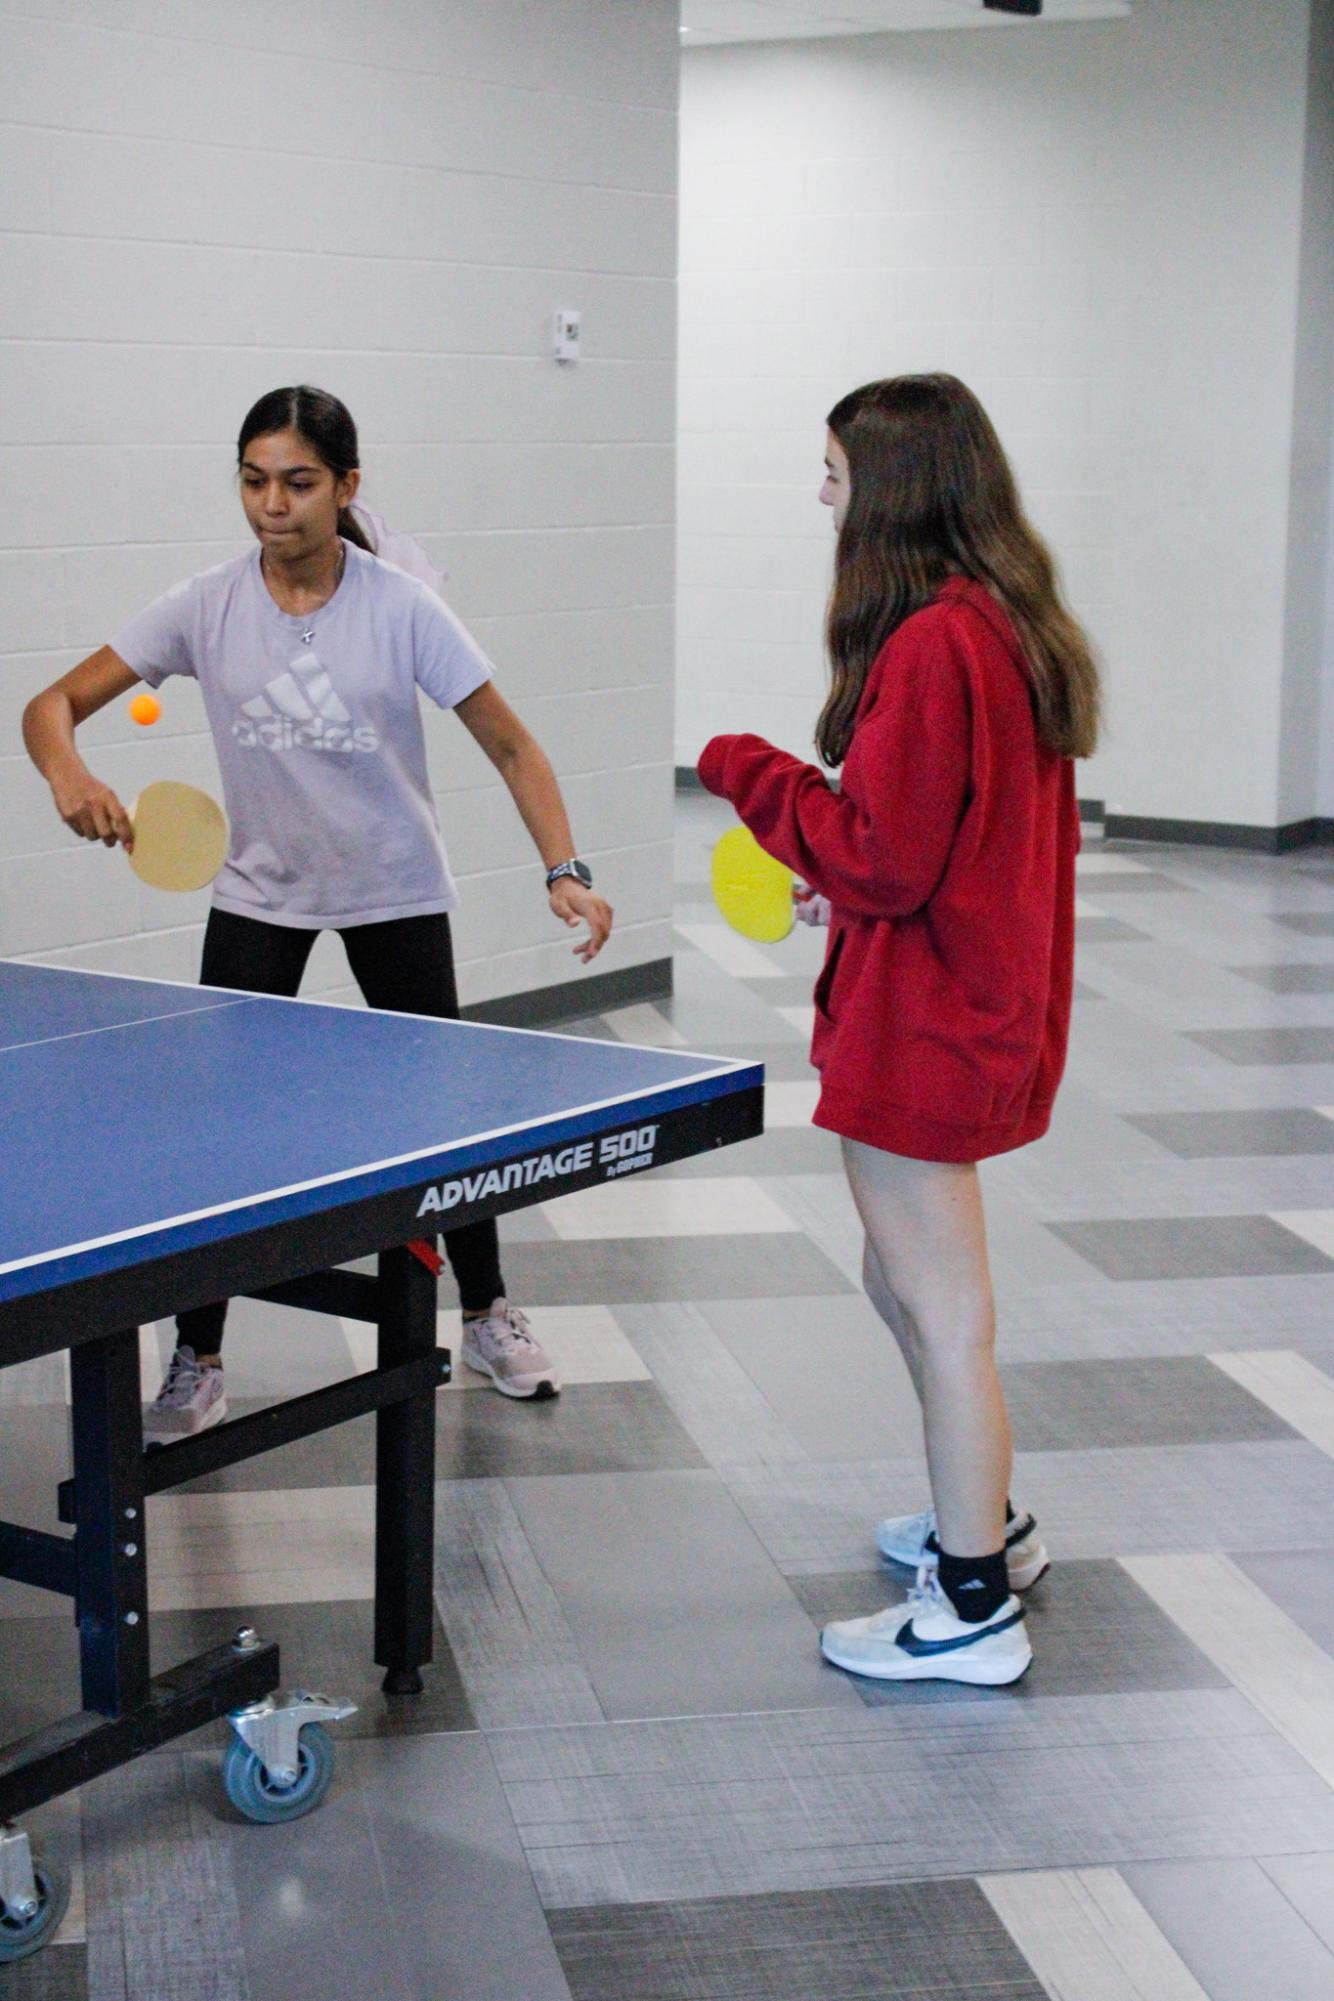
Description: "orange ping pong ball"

(129, 692), (161, 726)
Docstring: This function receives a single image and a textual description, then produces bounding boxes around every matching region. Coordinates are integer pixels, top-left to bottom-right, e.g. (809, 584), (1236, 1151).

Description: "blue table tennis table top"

(0, 961), (761, 1308)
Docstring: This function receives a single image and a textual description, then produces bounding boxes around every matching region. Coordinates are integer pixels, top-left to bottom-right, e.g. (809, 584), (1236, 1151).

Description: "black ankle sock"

(926, 1499), (1016, 1559)
(936, 1547), (1010, 1623)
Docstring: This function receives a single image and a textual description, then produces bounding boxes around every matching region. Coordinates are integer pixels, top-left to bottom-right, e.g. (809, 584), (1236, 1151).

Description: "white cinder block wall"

(0, 0), (678, 1007)
(678, 0), (1334, 838)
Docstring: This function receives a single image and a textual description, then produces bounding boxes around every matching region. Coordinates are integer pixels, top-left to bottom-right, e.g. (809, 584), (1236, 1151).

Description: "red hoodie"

(697, 576), (1080, 1163)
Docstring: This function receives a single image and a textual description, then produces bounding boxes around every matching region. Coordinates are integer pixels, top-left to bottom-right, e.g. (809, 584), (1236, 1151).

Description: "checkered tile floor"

(3, 797), (1333, 1999)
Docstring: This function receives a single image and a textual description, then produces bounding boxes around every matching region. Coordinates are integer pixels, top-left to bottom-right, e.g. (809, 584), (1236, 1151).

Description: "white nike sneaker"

(460, 1300), (561, 1399)
(821, 1566), (1032, 1685)
(144, 1345), (227, 1441)
(876, 1506), (1050, 1592)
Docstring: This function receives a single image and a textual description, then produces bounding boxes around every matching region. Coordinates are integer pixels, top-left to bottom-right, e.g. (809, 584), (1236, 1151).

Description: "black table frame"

(0, 1083), (761, 1826)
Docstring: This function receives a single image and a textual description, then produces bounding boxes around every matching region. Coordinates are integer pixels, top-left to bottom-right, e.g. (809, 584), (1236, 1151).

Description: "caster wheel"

(222, 1722), (336, 1824)
(0, 1856), (71, 1964)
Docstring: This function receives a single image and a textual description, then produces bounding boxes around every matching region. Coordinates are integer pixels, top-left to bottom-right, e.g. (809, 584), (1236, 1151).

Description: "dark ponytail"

(236, 385), (375, 552)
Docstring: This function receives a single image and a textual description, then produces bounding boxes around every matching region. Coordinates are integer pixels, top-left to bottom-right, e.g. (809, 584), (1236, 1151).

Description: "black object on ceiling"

(984, 1), (1043, 14)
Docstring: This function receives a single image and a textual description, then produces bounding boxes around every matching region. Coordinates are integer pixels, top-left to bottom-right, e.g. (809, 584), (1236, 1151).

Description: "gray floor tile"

(0, 1947), (89, 1999)
(613, 1301), (809, 1469)
(227, 1734), (574, 2001)
(1229, 963), (1334, 993)
(739, 974), (818, 1006)
(1231, 1549), (1334, 1656)
(790, 1560), (1229, 1705)
(500, 1234), (856, 1304)
(1000, 1356), (1295, 1451)
(1186, 1026), (1334, 1065)
(82, 1755), (248, 2001)
(1121, 1857), (1334, 2001)
(1125, 1108), (1334, 1156)
(433, 1479), (604, 1731)
(694, 1293), (928, 1462)
(722, 1441), (1334, 1573)
(490, 1692), (1334, 1908)
(357, 1735), (574, 2001)
(506, 1469), (864, 1721)
(1048, 1213), (1334, 1279)
(1257, 1852), (1334, 1953)
(178, 1381), (707, 1491)
(548, 1880), (1047, 2001)
(1076, 917), (1151, 942)
(437, 1381), (709, 1479)
(1076, 871), (1193, 894)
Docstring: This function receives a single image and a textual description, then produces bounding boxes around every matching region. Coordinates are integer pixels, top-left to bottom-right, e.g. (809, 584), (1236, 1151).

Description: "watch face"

(549, 860), (593, 890)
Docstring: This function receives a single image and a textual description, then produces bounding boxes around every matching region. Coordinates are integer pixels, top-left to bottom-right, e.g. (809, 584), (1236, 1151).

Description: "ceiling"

(680, 0), (1131, 46)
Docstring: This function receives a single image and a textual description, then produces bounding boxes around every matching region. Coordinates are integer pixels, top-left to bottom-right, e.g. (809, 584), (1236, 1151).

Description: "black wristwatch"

(546, 858), (593, 891)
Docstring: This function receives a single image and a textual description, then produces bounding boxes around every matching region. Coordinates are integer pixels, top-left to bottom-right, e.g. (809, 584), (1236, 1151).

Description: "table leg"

(373, 1246), (438, 1694)
(70, 1329), (151, 1717)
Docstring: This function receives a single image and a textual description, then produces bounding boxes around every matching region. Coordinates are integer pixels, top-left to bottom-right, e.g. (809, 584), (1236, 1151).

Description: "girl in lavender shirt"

(23, 385), (613, 1432)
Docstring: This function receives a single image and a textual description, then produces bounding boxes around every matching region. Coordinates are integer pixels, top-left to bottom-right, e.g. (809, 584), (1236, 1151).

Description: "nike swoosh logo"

(895, 1606), (1026, 1657)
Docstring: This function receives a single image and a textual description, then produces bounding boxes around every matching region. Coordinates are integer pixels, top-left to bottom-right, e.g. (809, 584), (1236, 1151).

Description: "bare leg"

(861, 1235), (924, 1406)
(842, 1138), (1010, 1559)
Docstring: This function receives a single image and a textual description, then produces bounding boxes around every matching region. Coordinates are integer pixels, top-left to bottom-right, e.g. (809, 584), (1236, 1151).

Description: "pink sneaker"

(460, 1301), (561, 1400)
(144, 1345), (228, 1440)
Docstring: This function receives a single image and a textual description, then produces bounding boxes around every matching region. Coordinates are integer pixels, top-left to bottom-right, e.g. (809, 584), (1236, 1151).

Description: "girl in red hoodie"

(698, 375), (1101, 1686)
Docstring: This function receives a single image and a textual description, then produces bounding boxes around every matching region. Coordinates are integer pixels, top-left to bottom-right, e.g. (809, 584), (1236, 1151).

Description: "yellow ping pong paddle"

(711, 826), (795, 942)
(127, 781), (229, 893)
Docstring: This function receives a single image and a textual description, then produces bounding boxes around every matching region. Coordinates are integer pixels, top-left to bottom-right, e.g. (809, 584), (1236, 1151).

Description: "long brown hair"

(818, 374), (1101, 767)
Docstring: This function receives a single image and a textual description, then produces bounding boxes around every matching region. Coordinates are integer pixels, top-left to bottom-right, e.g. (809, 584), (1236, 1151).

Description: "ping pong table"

(0, 958), (762, 1960)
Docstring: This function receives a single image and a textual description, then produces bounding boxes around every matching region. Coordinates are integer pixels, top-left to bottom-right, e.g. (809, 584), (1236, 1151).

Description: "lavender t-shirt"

(110, 542), (491, 928)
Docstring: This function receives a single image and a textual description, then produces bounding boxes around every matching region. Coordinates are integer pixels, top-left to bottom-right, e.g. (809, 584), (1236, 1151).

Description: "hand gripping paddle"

(127, 781), (229, 893)
(711, 825), (795, 943)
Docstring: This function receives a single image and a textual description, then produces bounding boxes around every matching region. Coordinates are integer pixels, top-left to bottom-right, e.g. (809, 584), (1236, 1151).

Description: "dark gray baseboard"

(675, 765), (706, 792)
(462, 956), (672, 1030)
(1103, 814), (1334, 854)
(1078, 797), (1104, 823)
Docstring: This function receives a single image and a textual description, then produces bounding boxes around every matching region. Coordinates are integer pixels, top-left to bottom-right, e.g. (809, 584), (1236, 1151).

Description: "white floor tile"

(764, 1079), (822, 1127)
(1272, 1208), (1334, 1259)
(1077, 853), (1158, 876)
(675, 921), (789, 980)
(140, 1322), (165, 1399)
(1121, 1553), (1334, 1785)
(145, 1485), (375, 1609)
(455, 1304), (649, 1387)
(777, 1004), (815, 1038)
(981, 1866), (1211, 2001)
(540, 1174), (797, 1241)
(1209, 1350), (1334, 1458)
(600, 1002), (688, 1048)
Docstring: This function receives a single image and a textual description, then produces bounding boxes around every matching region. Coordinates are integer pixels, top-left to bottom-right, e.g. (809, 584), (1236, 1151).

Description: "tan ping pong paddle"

(711, 825), (796, 943)
(127, 781), (229, 893)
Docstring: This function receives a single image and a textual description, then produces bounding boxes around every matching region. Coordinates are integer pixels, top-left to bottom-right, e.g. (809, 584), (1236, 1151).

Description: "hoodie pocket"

(813, 926), (847, 1024)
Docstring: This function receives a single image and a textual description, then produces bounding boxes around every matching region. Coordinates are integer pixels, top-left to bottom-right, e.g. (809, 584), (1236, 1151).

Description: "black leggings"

(176, 907), (506, 1355)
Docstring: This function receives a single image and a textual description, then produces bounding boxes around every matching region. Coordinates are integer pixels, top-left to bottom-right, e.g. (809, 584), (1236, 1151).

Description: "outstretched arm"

(454, 681), (614, 964)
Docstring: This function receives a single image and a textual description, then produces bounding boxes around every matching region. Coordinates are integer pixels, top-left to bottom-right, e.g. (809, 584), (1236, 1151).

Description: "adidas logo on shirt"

(232, 652), (378, 754)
